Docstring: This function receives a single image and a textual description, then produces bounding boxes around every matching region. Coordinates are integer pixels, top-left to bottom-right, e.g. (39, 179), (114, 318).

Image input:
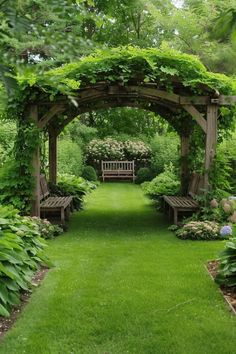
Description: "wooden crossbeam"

(39, 105), (65, 128)
(183, 105), (207, 133)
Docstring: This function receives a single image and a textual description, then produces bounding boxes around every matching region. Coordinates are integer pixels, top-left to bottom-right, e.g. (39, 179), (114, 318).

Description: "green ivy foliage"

(3, 46), (236, 212)
(16, 47), (236, 98)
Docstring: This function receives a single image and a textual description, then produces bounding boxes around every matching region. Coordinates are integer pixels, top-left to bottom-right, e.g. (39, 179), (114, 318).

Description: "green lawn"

(0, 183), (236, 354)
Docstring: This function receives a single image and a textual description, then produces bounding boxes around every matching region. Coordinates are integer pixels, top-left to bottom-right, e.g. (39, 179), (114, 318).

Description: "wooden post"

(49, 128), (58, 185)
(204, 104), (218, 190)
(30, 105), (40, 217)
(180, 134), (190, 195)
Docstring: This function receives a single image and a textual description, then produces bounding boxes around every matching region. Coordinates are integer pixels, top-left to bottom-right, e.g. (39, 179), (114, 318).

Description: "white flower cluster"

(87, 138), (151, 161)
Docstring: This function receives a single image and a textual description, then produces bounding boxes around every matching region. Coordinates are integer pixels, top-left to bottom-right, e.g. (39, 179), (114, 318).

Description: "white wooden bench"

(163, 173), (203, 225)
(40, 175), (73, 225)
(101, 161), (135, 182)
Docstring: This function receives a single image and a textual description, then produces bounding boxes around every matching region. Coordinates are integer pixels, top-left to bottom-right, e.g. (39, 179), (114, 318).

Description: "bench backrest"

(102, 161), (135, 172)
(188, 173), (204, 198)
(40, 175), (50, 200)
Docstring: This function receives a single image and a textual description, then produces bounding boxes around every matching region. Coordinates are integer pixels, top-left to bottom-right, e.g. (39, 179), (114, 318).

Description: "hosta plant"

(216, 238), (236, 287)
(0, 205), (50, 317)
(50, 174), (96, 210)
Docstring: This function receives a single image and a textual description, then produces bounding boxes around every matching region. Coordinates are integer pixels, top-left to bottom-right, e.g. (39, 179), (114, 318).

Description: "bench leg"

(65, 206), (70, 221)
(174, 208), (178, 225)
(168, 206), (172, 221)
(61, 207), (65, 225)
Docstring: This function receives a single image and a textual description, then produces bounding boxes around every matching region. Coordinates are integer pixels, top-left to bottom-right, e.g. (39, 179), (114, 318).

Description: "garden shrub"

(194, 193), (236, 224)
(136, 167), (153, 184)
(150, 133), (179, 174)
(27, 217), (63, 239)
(0, 205), (50, 317)
(216, 238), (236, 287)
(86, 138), (151, 163)
(58, 138), (84, 177)
(50, 174), (96, 210)
(142, 164), (180, 201)
(82, 166), (98, 182)
(175, 221), (222, 240)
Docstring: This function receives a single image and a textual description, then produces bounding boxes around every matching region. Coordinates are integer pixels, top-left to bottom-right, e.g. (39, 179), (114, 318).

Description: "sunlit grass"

(0, 183), (235, 354)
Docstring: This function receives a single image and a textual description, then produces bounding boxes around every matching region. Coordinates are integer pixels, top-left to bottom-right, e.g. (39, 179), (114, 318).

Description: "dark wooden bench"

(102, 161), (135, 182)
(40, 175), (73, 225)
(163, 173), (203, 225)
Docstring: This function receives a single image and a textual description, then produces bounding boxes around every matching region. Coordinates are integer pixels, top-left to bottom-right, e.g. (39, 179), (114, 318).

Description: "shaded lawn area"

(0, 183), (235, 354)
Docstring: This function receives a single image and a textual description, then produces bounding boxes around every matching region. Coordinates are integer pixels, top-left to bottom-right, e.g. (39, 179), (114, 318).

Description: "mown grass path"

(0, 183), (236, 354)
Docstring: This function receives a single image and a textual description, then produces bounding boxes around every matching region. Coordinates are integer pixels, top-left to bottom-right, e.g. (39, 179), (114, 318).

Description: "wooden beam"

(204, 105), (218, 189)
(39, 105), (65, 128)
(49, 128), (58, 185)
(180, 96), (210, 105)
(217, 95), (236, 105)
(183, 105), (207, 133)
(180, 134), (190, 195)
(30, 105), (41, 217)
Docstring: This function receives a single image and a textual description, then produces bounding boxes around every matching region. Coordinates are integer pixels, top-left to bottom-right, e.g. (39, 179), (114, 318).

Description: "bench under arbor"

(101, 161), (135, 182)
(163, 173), (203, 225)
(40, 175), (73, 225)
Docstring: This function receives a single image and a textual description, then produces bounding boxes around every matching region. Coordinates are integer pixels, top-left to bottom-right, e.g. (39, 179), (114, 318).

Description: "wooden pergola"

(28, 76), (236, 217)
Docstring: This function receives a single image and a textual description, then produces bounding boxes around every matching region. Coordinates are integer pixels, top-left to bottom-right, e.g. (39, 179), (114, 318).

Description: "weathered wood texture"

(102, 161), (135, 182)
(163, 173), (203, 224)
(180, 135), (190, 195)
(204, 105), (218, 189)
(30, 105), (41, 217)
(49, 128), (57, 185)
(40, 175), (73, 225)
(183, 105), (207, 133)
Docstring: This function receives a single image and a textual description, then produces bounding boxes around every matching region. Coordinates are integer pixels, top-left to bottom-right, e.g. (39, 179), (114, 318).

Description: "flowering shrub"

(0, 205), (50, 317)
(176, 221), (221, 240)
(87, 138), (125, 160)
(27, 217), (63, 239)
(220, 225), (232, 237)
(86, 138), (151, 162)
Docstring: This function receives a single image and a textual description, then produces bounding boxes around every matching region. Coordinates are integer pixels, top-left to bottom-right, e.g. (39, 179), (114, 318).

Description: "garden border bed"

(0, 267), (48, 339)
(206, 261), (236, 316)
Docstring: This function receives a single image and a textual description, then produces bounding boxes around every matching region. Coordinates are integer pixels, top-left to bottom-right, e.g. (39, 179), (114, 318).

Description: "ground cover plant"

(0, 205), (51, 317)
(50, 174), (97, 211)
(175, 221), (222, 240)
(216, 237), (236, 287)
(0, 184), (235, 353)
(142, 164), (180, 207)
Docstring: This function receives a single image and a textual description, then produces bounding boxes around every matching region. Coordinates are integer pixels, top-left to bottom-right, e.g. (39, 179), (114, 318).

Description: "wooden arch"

(30, 81), (236, 216)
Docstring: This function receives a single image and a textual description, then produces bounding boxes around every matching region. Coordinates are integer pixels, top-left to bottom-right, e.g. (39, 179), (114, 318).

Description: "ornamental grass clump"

(176, 221), (221, 240)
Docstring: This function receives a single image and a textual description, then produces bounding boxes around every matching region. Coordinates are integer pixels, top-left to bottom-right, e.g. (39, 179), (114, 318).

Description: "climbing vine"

(1, 46), (236, 212)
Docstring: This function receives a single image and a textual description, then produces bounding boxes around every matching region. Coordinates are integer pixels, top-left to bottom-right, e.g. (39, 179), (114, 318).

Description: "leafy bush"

(216, 238), (236, 287)
(58, 138), (84, 177)
(27, 217), (63, 239)
(175, 221), (221, 240)
(0, 205), (50, 317)
(194, 194), (236, 224)
(142, 164), (180, 200)
(0, 162), (34, 212)
(50, 174), (96, 210)
(136, 167), (153, 184)
(150, 133), (179, 174)
(82, 166), (98, 182)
